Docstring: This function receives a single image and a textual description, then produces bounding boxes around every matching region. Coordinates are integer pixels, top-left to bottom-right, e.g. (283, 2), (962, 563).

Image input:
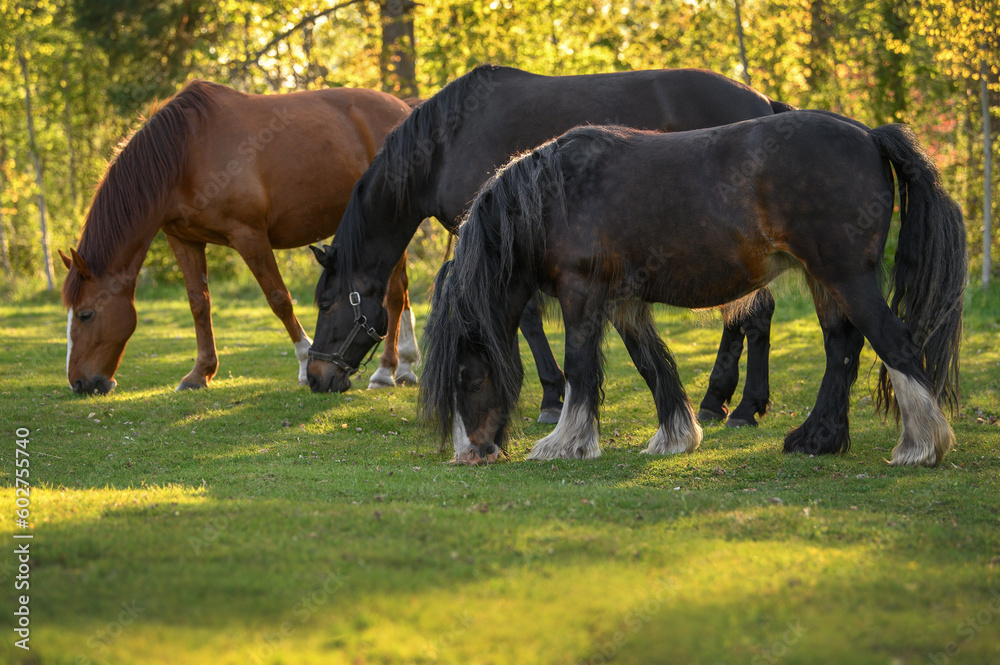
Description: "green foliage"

(0, 0), (997, 296)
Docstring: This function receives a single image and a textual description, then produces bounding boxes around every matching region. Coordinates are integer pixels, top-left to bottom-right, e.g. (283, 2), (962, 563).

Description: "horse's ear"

(69, 248), (92, 279)
(309, 245), (327, 268)
(58, 249), (73, 271)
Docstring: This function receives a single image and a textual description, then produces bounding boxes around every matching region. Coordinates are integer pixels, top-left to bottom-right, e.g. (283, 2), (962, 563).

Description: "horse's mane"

(420, 125), (634, 446)
(63, 80), (221, 307)
(335, 65), (508, 287)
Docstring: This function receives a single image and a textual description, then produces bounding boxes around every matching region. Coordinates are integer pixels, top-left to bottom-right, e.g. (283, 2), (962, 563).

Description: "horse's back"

(171, 86), (410, 248)
(545, 113), (890, 306)
(433, 67), (781, 220)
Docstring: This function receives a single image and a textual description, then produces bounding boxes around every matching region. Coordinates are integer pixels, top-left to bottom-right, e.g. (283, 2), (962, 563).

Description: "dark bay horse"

(308, 64), (788, 427)
(61, 80), (414, 394)
(421, 113), (966, 467)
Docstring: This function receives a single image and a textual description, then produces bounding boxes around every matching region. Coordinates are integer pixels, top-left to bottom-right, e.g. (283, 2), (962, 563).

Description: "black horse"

(421, 113), (966, 467)
(308, 65), (787, 426)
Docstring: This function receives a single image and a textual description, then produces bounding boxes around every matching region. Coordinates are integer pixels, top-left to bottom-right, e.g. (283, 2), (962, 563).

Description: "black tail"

(769, 98), (797, 114)
(870, 124), (968, 417)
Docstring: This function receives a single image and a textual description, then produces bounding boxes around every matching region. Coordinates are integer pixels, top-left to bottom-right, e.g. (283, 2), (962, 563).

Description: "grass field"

(1, 272), (999, 665)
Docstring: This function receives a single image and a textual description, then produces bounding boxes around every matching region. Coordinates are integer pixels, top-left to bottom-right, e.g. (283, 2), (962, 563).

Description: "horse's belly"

(630, 252), (789, 310)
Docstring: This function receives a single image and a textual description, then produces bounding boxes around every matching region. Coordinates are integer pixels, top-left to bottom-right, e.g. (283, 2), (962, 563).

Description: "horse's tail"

(768, 98), (796, 114)
(870, 124), (967, 418)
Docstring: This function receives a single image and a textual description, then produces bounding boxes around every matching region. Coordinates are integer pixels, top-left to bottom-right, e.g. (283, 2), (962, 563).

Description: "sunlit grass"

(1, 282), (998, 664)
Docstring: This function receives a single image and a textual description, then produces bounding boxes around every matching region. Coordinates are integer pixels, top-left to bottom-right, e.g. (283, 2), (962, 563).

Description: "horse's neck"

(359, 183), (429, 279)
(100, 210), (166, 287)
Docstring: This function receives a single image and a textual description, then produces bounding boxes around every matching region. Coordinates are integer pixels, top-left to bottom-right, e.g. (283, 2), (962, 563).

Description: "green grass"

(1, 276), (999, 665)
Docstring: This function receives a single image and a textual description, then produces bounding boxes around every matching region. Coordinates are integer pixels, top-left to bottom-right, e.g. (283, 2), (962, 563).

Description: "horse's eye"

(319, 301), (333, 312)
(469, 380), (484, 394)
(78, 310), (95, 323)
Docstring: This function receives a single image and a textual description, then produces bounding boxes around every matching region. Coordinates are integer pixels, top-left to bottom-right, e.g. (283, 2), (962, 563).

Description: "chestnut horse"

(61, 80), (413, 394)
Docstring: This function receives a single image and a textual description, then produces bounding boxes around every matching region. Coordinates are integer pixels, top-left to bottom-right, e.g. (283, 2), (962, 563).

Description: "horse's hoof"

(367, 367), (395, 389)
(725, 417), (757, 428)
(537, 407), (562, 424)
(395, 371), (419, 386)
(175, 381), (205, 391)
(697, 408), (727, 423)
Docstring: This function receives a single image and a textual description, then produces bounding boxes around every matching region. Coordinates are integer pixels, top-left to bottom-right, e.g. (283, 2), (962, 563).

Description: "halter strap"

(307, 291), (385, 375)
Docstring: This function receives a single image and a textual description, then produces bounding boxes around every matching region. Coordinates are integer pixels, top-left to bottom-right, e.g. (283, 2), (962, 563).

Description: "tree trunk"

(380, 0), (418, 99)
(734, 0), (751, 86)
(0, 120), (11, 278)
(875, 1), (908, 123)
(62, 59), (78, 209)
(18, 40), (55, 292)
(806, 0), (831, 105)
(983, 59), (993, 289)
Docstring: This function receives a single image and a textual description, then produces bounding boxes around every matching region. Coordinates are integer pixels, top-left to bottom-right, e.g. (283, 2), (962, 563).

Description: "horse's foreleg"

(369, 253), (411, 389)
(519, 297), (565, 423)
(165, 235), (219, 390)
(230, 234), (311, 385)
(783, 276), (863, 456)
(612, 301), (701, 455)
(527, 282), (601, 460)
(726, 288), (774, 427)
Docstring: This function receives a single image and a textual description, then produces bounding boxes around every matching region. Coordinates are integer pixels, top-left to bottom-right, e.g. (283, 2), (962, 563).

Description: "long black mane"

(420, 126), (634, 445)
(334, 65), (507, 288)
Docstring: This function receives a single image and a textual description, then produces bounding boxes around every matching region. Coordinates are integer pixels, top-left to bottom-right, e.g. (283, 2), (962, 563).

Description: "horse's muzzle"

(71, 376), (117, 395)
(306, 360), (351, 394)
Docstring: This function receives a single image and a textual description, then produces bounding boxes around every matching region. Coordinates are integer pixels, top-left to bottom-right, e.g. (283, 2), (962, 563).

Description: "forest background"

(0, 0), (996, 298)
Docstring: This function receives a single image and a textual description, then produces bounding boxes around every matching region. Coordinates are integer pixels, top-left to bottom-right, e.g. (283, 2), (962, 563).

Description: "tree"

(17, 38), (55, 291)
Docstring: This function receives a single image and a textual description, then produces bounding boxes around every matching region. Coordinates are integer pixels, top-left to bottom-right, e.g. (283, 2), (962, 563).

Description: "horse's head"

(60, 249), (136, 395)
(306, 245), (388, 393)
(451, 347), (509, 464)
(421, 260), (519, 464)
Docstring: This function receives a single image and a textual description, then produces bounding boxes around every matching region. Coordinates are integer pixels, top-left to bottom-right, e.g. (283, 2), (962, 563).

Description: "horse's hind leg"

(784, 276), (864, 456)
(828, 275), (954, 466)
(613, 301), (702, 455)
(526, 280), (601, 460)
(697, 319), (743, 422)
(520, 297), (565, 423)
(726, 289), (774, 427)
(166, 235), (219, 390)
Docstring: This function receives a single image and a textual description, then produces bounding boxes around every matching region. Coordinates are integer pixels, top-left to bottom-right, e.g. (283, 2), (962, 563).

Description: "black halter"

(307, 291), (385, 375)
